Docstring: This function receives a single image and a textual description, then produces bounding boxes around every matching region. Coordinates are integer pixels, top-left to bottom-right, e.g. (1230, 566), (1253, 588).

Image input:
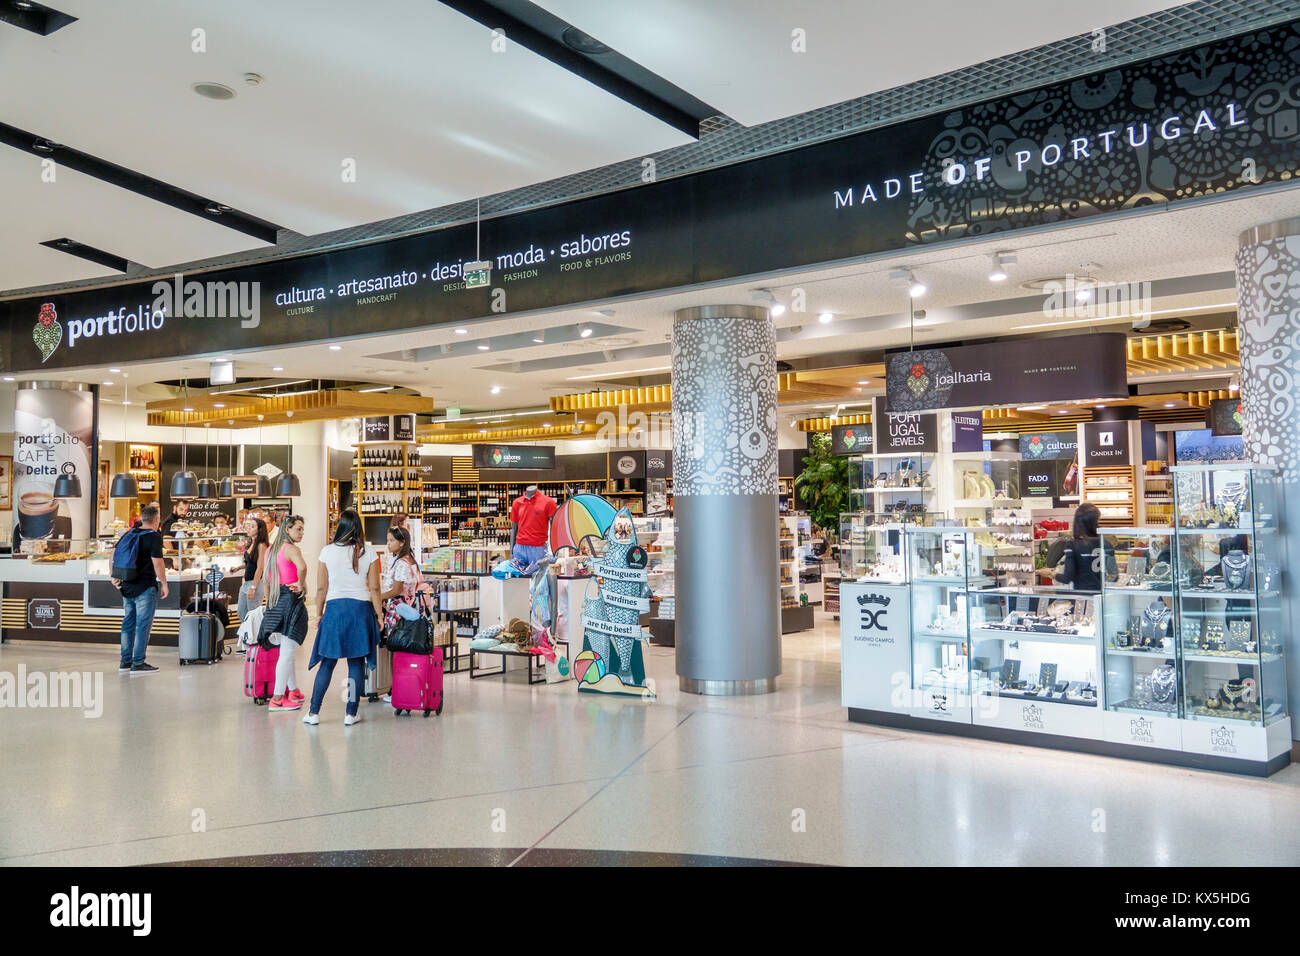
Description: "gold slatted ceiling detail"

(796, 413), (870, 432)
(550, 386), (672, 413)
(147, 390), (435, 428)
(1182, 388), (1234, 408)
(1127, 329), (1239, 375)
(450, 457), (478, 481)
(423, 422), (603, 444)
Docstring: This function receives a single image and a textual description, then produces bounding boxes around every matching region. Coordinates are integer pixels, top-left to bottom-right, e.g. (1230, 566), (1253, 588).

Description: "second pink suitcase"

(244, 643), (280, 704)
(391, 647), (444, 718)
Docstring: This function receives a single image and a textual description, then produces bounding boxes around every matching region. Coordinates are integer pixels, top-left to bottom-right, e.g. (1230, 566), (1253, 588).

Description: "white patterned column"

(1235, 220), (1300, 739)
(672, 305), (781, 695)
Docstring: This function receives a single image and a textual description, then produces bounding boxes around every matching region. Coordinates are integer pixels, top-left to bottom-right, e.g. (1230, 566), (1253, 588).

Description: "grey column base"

(679, 676), (779, 696)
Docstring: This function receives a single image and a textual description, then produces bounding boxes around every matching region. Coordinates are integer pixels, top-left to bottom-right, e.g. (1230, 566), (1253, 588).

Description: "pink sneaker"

(288, 689), (306, 702)
(269, 695), (301, 712)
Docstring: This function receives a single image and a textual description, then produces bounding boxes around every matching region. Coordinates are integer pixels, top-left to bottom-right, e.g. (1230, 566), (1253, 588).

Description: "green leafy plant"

(794, 433), (849, 535)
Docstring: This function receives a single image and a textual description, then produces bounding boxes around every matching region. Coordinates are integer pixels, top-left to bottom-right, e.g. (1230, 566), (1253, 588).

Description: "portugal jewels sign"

(885, 333), (1128, 412)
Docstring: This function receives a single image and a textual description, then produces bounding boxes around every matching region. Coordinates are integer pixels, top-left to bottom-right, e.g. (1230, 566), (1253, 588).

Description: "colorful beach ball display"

(572, 650), (606, 684)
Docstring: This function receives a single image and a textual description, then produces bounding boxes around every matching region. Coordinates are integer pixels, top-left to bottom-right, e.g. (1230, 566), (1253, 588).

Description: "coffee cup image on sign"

(15, 486), (60, 540)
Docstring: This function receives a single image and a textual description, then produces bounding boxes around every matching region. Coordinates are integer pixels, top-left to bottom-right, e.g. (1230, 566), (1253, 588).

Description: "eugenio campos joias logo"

(30, 276), (260, 364)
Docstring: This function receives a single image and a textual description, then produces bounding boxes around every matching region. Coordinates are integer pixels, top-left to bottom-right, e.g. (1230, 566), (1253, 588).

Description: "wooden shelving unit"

(129, 443), (161, 506)
(1081, 465), (1139, 526)
(353, 441), (419, 530)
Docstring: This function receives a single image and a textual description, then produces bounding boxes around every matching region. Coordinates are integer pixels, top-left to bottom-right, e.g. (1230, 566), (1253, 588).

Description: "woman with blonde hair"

(263, 515), (309, 712)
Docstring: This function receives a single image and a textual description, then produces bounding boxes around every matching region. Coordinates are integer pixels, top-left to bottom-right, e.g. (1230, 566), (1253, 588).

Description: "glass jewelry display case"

(838, 514), (905, 582)
(1170, 464), (1286, 730)
(845, 452), (937, 525)
(906, 528), (977, 718)
(1098, 529), (1179, 718)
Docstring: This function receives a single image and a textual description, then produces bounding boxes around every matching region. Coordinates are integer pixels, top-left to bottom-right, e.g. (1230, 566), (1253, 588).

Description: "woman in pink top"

(263, 516), (308, 711)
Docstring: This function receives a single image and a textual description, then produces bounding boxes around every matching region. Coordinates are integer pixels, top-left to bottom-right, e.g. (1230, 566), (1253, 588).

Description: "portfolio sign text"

(4, 23), (1297, 371)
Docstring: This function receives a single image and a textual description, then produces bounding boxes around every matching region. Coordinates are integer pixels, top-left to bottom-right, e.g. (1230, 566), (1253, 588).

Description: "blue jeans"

(310, 656), (366, 717)
(512, 543), (549, 569)
(120, 587), (159, 667)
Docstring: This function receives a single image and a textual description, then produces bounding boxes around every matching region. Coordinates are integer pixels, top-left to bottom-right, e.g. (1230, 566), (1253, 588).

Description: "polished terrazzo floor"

(3, 615), (1299, 866)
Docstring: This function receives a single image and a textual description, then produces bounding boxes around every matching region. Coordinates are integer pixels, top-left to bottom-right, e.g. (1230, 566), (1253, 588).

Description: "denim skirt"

(309, 598), (379, 669)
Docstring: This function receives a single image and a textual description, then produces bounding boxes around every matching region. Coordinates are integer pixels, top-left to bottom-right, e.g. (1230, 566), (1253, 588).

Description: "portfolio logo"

(1025, 435), (1045, 458)
(906, 361), (931, 398)
(33, 302), (62, 363)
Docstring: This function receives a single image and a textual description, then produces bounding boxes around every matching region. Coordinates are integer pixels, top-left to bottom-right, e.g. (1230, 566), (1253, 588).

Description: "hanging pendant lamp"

(170, 380), (198, 499)
(254, 424), (272, 497)
(109, 375), (138, 498)
(196, 424), (219, 499)
(52, 461), (82, 499)
(276, 420), (301, 497)
(218, 424), (235, 498)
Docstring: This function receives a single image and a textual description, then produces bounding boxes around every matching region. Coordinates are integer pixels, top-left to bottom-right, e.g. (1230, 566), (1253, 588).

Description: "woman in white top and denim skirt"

(304, 510), (383, 726)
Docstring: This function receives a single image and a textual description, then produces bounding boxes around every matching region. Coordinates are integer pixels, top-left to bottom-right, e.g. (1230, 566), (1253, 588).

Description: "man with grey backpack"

(111, 503), (168, 675)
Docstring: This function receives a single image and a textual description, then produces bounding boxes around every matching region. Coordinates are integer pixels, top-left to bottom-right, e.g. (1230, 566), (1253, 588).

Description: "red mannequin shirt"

(510, 492), (557, 547)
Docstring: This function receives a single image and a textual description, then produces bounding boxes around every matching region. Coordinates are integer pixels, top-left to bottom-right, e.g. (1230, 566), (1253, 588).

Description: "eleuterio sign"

(5, 25), (1299, 371)
(472, 444), (555, 470)
(886, 333), (1127, 412)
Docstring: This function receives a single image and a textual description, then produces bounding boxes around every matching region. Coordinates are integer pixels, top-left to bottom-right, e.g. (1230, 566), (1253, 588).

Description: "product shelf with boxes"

(1082, 465), (1141, 526)
(950, 451), (1023, 517)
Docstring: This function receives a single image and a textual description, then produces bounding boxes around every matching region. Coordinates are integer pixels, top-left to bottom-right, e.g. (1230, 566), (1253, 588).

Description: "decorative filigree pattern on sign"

(1235, 236), (1300, 484)
(671, 316), (778, 497)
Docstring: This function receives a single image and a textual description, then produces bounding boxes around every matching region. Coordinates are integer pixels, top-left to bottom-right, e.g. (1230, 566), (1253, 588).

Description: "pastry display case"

(1171, 464), (1287, 728)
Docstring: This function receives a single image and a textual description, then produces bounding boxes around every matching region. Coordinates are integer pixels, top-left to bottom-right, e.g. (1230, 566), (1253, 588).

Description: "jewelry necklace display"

(1221, 550), (1250, 590)
(1140, 601), (1172, 643)
(1215, 482), (1248, 525)
(1150, 664), (1177, 705)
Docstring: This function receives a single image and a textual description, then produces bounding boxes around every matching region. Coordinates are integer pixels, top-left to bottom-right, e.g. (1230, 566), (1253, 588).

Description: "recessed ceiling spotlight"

(192, 82), (236, 100)
(102, 380), (113, 385)
(328, 344), (342, 351)
(454, 328), (468, 334)
(818, 312), (833, 324)
(857, 380), (870, 385)
(532, 329), (545, 344)
(578, 324), (593, 338)
(272, 366), (284, 371)
(1095, 404), (1107, 408)
(752, 288), (786, 317)
(3, 376), (15, 382)
(204, 202), (232, 216)
(31, 137), (57, 153)
(214, 403), (225, 408)
(109, 367), (120, 373)
(1165, 402), (1176, 407)
(183, 407), (194, 412)
(477, 344), (491, 351)
(543, 422), (552, 428)
(490, 385), (501, 395)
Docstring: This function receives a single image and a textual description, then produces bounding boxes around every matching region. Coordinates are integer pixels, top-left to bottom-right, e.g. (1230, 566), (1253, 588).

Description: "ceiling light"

(1095, 404), (1107, 409)
(490, 386), (501, 395)
(183, 407), (194, 412)
(770, 301), (786, 317)
(1165, 402), (1176, 407)
(543, 422), (551, 428)
(214, 403), (225, 408)
(3, 376), (14, 382)
(454, 328), (468, 334)
(328, 344), (342, 351)
(989, 252), (1011, 282)
(272, 366), (284, 371)
(31, 137), (57, 153)
(566, 364), (671, 381)
(192, 82), (236, 100)
(578, 324), (593, 338)
(477, 344), (491, 351)
(1057, 409), (1070, 415)
(358, 385), (393, 393)
(109, 368), (120, 373)
(752, 288), (786, 317)
(102, 380), (113, 385)
(818, 312), (833, 324)
(857, 380), (870, 385)
(890, 267), (926, 297)
(1229, 383), (1239, 392)
(479, 429), (486, 433)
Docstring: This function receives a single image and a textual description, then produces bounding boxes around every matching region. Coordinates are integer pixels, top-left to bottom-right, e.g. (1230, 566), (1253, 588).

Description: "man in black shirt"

(160, 498), (189, 537)
(112, 503), (168, 674)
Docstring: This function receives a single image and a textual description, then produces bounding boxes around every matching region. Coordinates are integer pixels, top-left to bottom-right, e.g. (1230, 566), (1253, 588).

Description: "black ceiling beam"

(39, 237), (130, 273)
(0, 122), (281, 244)
(0, 0), (76, 36)
(436, 0), (718, 138)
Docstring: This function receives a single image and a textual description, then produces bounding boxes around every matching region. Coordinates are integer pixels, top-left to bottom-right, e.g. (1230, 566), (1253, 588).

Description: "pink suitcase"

(391, 647), (444, 718)
(244, 643), (280, 704)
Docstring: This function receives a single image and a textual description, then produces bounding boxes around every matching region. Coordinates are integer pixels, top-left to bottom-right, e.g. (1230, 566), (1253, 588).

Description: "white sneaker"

(344, 712), (362, 726)
(302, 713), (320, 725)
(381, 693), (391, 703)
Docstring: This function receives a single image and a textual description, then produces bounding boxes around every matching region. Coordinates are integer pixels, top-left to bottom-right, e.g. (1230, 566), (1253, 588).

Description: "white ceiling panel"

(541, 0), (1188, 126)
(0, 148), (268, 291)
(0, 0), (692, 237)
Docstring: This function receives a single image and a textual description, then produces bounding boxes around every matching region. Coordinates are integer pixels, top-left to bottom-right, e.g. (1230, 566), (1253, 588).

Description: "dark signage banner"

(951, 413), (983, 452)
(392, 414), (415, 443)
(608, 449), (645, 479)
(1019, 431), (1079, 461)
(472, 444), (555, 470)
(831, 423), (872, 455)
(1209, 397), (1244, 436)
(1083, 421), (1132, 467)
(886, 333), (1127, 412)
(229, 476), (262, 497)
(362, 417), (391, 442)
(872, 398), (938, 454)
(4, 24), (1299, 372)
(645, 449), (672, 478)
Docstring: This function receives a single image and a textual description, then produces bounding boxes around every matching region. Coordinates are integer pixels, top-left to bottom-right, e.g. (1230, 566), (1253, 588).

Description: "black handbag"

(385, 593), (433, 655)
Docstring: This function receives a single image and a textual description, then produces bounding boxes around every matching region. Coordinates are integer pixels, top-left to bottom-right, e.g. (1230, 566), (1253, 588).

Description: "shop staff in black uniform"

(160, 499), (189, 536)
